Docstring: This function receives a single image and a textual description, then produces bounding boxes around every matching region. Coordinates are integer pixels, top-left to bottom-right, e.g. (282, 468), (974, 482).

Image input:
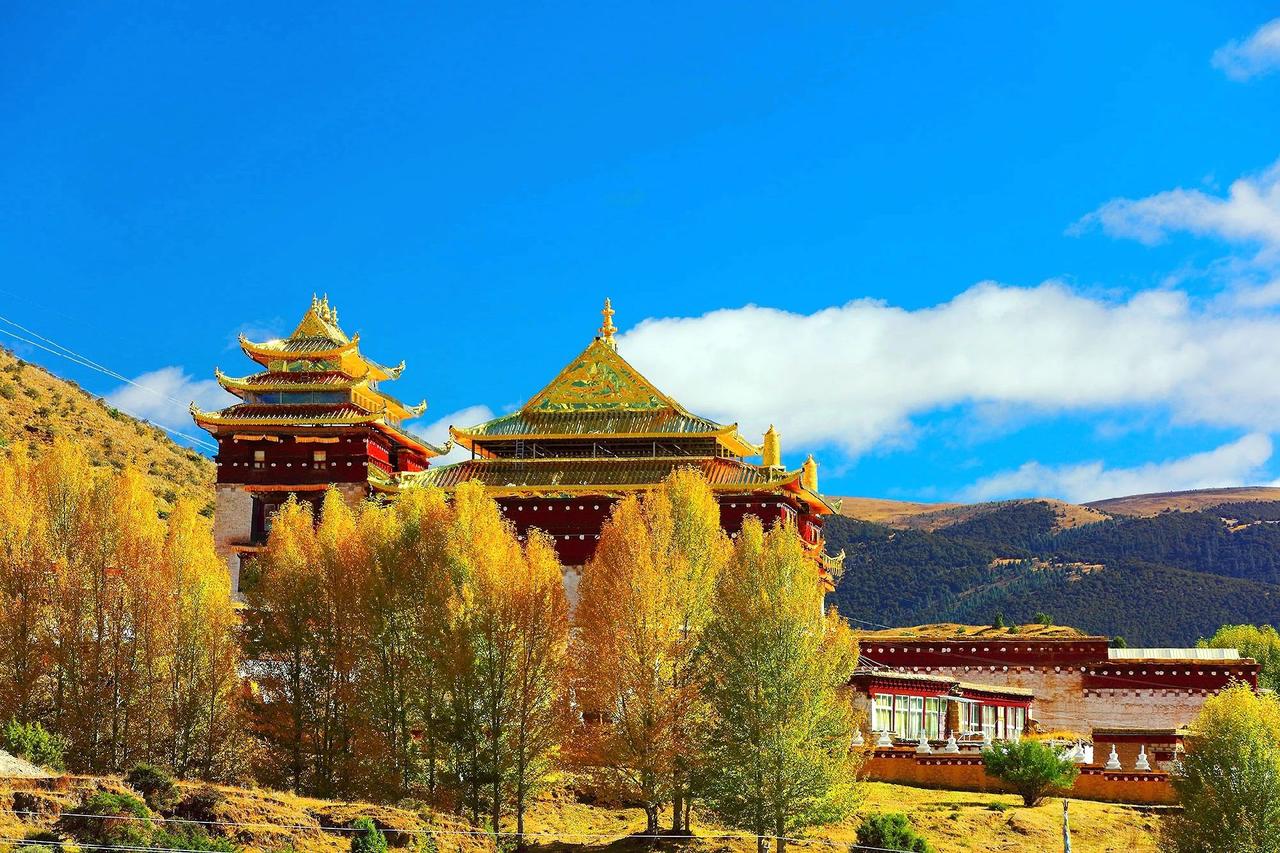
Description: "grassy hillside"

(0, 347), (214, 517)
(0, 774), (1160, 853)
(1087, 486), (1280, 517)
(828, 498), (1280, 645)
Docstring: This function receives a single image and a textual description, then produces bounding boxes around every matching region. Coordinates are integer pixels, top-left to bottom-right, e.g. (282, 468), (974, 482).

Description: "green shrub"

(176, 784), (226, 824)
(351, 816), (389, 853)
(151, 821), (237, 851)
(3, 719), (67, 770)
(0, 381), (15, 400)
(126, 762), (179, 812)
(981, 739), (1079, 807)
(60, 791), (152, 846)
(855, 812), (933, 853)
(16, 829), (65, 852)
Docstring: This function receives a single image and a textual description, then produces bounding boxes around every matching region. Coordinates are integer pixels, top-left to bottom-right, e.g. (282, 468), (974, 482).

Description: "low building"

(850, 669), (1033, 744)
(856, 624), (1259, 733)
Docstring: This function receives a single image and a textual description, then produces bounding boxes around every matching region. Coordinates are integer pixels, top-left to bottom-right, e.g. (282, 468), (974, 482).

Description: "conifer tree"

(699, 517), (860, 853)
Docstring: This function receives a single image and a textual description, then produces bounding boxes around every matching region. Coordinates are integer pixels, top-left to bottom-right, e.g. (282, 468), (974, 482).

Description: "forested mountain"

(828, 498), (1280, 645)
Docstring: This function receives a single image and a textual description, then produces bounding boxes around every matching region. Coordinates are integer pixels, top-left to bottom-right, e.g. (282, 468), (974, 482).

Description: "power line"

(0, 319), (217, 452)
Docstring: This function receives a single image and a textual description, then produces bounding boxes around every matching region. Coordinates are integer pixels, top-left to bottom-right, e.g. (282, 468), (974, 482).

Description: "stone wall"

(212, 483), (254, 594)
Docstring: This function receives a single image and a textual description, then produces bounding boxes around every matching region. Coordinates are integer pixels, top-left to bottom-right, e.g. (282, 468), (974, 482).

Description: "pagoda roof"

(238, 296), (405, 380)
(452, 319), (762, 459)
(213, 368), (427, 420)
(191, 402), (383, 426)
(405, 456), (836, 512)
(451, 409), (759, 456)
(190, 402), (447, 457)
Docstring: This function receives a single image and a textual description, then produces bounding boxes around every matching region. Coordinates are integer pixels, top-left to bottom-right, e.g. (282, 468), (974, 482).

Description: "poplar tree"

(699, 516), (860, 853)
(0, 439), (242, 779)
(573, 467), (728, 833)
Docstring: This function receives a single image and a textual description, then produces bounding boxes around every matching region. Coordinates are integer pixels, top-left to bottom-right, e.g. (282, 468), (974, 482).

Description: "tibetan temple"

(192, 296), (445, 592)
(400, 300), (844, 595)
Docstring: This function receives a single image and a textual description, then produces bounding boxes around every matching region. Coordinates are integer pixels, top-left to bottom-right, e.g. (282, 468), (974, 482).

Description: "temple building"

(192, 296), (445, 593)
(401, 300), (843, 597)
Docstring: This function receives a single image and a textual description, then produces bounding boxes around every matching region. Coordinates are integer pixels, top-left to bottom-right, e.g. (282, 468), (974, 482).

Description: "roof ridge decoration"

(292, 293), (350, 342)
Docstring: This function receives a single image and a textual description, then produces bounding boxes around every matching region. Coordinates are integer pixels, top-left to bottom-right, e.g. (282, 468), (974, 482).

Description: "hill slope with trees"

(828, 498), (1280, 645)
(0, 346), (213, 516)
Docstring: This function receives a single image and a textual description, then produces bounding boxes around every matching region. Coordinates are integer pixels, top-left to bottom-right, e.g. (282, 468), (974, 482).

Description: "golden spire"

(599, 298), (617, 350)
(801, 453), (819, 493)
(762, 424), (781, 468)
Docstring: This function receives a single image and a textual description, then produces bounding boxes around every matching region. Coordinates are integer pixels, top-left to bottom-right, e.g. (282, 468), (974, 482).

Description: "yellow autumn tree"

(244, 495), (325, 793)
(0, 438), (242, 778)
(573, 467), (729, 833)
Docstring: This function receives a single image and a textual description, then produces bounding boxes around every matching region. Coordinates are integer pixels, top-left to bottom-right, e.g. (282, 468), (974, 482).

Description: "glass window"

(904, 696), (923, 739)
(254, 449), (265, 463)
(981, 705), (997, 741)
(313, 450), (327, 463)
(872, 694), (893, 733)
(925, 697), (943, 739)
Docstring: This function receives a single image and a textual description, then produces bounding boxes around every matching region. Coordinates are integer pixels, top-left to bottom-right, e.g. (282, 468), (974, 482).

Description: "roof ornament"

(762, 425), (782, 468)
(802, 453), (819, 493)
(599, 297), (617, 350)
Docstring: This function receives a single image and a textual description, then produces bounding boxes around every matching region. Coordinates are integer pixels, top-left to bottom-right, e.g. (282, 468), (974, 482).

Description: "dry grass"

(855, 622), (1088, 641)
(835, 497), (1109, 532)
(0, 776), (492, 853)
(1086, 486), (1280, 517)
(0, 346), (214, 517)
(513, 784), (1159, 853)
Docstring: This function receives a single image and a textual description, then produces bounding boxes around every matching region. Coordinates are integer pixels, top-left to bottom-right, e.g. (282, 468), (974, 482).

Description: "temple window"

(313, 450), (327, 463)
(253, 450), (266, 468)
(872, 693), (893, 733)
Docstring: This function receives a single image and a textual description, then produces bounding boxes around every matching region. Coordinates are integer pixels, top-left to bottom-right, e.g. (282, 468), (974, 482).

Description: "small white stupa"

(851, 728), (865, 748)
(942, 734), (960, 754)
(1105, 745), (1122, 770)
(875, 730), (893, 748)
(915, 733), (932, 754)
(1135, 745), (1151, 771)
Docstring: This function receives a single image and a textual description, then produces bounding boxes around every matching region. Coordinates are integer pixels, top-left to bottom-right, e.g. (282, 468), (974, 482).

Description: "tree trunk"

(672, 788), (684, 833)
(775, 813), (786, 853)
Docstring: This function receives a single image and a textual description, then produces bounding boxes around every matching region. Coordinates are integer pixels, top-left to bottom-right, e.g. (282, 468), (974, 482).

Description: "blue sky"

(4, 3), (1280, 502)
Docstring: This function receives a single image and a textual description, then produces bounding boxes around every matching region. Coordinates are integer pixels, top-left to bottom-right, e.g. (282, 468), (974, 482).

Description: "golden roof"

(238, 296), (405, 380)
(452, 302), (763, 458)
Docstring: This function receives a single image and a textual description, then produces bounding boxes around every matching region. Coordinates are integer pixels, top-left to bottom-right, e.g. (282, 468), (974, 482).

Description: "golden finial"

(762, 425), (781, 468)
(599, 297), (617, 349)
(801, 453), (819, 493)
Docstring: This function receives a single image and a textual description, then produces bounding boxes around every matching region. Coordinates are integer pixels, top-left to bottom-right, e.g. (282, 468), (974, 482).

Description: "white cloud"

(1072, 158), (1280, 252)
(106, 366), (235, 430)
(1213, 18), (1280, 81)
(961, 433), (1273, 504)
(616, 281), (1280, 462)
(412, 404), (494, 467)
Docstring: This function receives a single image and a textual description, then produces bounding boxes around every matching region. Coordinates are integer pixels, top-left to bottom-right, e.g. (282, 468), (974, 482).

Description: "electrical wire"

(0, 318), (217, 452)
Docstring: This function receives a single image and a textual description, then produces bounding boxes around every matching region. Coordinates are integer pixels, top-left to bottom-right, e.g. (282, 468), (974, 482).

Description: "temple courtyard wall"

(864, 749), (1176, 806)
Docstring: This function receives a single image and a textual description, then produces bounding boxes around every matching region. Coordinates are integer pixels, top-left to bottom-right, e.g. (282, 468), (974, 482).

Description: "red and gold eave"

(192, 296), (446, 490)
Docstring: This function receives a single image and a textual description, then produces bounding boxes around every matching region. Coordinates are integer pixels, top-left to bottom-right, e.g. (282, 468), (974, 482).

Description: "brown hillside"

(1087, 486), (1280, 517)
(0, 775), (1157, 853)
(837, 496), (1109, 531)
(0, 347), (214, 517)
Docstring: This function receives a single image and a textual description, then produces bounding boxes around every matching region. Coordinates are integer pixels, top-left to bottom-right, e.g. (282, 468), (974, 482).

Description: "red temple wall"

(216, 435), (371, 486)
(496, 493), (826, 566)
